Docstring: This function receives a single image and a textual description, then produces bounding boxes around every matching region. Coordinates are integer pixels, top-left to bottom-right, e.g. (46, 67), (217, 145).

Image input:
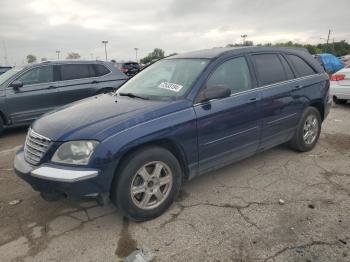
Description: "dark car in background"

(117, 62), (140, 77)
(0, 66), (12, 75)
(0, 60), (127, 134)
(14, 47), (331, 221)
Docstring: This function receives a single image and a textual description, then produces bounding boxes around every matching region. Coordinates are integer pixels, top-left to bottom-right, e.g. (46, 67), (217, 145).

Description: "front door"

(194, 56), (260, 174)
(5, 65), (58, 124)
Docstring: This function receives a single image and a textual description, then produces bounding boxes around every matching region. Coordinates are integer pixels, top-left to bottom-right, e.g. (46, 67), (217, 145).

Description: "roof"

(168, 46), (309, 59)
(40, 59), (105, 64)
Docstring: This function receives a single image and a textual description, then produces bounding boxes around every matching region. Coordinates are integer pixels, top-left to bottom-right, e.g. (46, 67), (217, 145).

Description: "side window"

(17, 66), (53, 86)
(251, 54), (287, 86)
(279, 55), (294, 79)
(206, 57), (252, 94)
(287, 55), (316, 77)
(60, 64), (93, 81)
(94, 64), (110, 76)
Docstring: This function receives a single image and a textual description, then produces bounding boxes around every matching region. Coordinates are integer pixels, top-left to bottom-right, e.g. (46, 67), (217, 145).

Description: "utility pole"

(134, 48), (138, 63)
(56, 50), (60, 60)
(326, 29), (331, 52)
(240, 34), (248, 46)
(2, 41), (9, 65)
(102, 40), (108, 61)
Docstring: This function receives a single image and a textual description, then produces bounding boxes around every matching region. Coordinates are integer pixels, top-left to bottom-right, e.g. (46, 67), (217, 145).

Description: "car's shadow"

(2, 125), (28, 138)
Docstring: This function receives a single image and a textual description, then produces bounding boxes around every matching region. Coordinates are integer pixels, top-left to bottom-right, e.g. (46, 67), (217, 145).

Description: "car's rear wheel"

(289, 107), (321, 152)
(333, 96), (347, 104)
(0, 117), (4, 136)
(111, 146), (182, 221)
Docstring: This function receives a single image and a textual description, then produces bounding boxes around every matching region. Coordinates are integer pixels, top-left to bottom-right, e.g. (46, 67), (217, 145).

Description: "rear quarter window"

(94, 64), (110, 76)
(251, 54), (288, 86)
(60, 64), (94, 81)
(286, 54), (316, 77)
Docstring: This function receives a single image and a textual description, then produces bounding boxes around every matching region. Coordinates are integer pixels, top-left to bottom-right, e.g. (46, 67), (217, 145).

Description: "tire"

(0, 117), (4, 136)
(333, 96), (347, 105)
(289, 107), (322, 152)
(111, 146), (182, 221)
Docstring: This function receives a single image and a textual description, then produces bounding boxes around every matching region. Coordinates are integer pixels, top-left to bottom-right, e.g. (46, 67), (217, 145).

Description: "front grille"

(24, 128), (51, 165)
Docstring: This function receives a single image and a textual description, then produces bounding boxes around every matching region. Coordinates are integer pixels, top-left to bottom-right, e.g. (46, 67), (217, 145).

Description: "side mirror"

(10, 80), (23, 91)
(197, 85), (231, 103)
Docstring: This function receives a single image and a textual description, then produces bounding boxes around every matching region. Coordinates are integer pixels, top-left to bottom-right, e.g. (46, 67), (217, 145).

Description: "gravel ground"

(0, 104), (349, 262)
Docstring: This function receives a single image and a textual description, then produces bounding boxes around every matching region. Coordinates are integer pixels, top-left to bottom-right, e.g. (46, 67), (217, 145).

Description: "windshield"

(0, 66), (23, 86)
(117, 59), (209, 100)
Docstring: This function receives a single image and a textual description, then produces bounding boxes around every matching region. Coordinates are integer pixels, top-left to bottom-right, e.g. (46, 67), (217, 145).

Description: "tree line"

(227, 40), (350, 57)
(26, 52), (81, 63)
(25, 40), (350, 64)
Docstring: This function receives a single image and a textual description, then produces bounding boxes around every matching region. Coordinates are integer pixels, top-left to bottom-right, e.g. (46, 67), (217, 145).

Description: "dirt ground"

(0, 104), (349, 262)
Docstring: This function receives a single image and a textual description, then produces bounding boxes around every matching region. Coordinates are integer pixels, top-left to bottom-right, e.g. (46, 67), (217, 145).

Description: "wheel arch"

(309, 100), (325, 121)
(110, 138), (190, 192)
(0, 110), (8, 125)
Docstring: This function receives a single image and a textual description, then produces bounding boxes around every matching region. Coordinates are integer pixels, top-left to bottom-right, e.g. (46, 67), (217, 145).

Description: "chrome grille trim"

(24, 128), (51, 165)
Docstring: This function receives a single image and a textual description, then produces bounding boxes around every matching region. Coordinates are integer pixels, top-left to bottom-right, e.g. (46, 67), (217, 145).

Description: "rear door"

(5, 65), (58, 123)
(56, 63), (96, 106)
(250, 53), (299, 151)
(194, 56), (260, 174)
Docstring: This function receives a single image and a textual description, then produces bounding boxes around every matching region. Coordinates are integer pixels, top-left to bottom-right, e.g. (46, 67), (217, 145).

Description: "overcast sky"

(0, 0), (349, 65)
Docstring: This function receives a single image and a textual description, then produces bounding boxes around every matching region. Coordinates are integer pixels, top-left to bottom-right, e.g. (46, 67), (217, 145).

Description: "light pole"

(102, 40), (108, 61)
(240, 34), (248, 46)
(56, 50), (60, 60)
(134, 48), (138, 63)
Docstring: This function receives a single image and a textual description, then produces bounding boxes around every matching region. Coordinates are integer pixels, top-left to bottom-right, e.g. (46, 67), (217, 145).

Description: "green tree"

(140, 48), (165, 64)
(66, 52), (81, 59)
(26, 54), (37, 63)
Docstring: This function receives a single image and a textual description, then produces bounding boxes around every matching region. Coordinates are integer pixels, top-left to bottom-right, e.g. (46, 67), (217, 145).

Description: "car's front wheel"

(289, 107), (321, 152)
(333, 96), (347, 104)
(111, 146), (182, 221)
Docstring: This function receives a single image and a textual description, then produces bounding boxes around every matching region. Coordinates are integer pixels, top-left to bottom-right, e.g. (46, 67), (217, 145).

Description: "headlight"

(52, 141), (99, 165)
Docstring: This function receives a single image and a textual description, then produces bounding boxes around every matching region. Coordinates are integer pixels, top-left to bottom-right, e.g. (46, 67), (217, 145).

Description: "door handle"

(91, 80), (98, 84)
(249, 97), (258, 101)
(294, 85), (303, 89)
(48, 85), (57, 89)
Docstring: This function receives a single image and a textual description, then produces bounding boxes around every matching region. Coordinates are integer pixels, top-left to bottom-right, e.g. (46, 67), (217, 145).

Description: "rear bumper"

(330, 82), (350, 99)
(14, 148), (105, 197)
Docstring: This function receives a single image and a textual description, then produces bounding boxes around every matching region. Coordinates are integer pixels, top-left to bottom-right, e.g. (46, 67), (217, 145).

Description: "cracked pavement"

(0, 104), (349, 262)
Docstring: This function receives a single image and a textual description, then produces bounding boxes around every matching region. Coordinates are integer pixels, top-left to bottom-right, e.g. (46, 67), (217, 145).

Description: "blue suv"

(14, 47), (331, 221)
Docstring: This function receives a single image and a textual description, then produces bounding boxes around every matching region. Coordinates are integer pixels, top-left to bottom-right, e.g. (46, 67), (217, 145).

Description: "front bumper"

(14, 148), (104, 197)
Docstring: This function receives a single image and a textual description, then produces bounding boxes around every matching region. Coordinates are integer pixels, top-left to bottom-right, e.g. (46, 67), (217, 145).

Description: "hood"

(32, 94), (191, 141)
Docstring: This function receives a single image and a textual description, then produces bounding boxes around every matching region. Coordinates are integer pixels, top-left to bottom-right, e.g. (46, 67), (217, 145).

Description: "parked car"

(116, 62), (140, 77)
(0, 66), (12, 75)
(14, 47), (331, 221)
(330, 64), (350, 104)
(0, 60), (128, 134)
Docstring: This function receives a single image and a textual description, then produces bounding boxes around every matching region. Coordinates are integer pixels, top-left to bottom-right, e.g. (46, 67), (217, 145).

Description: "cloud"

(0, 0), (348, 65)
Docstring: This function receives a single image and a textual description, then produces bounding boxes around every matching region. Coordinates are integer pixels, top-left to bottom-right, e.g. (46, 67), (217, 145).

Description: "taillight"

(330, 74), (345, 81)
(122, 68), (128, 73)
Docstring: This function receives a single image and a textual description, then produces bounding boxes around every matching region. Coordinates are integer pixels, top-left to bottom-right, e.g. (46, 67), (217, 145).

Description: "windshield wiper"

(118, 92), (149, 100)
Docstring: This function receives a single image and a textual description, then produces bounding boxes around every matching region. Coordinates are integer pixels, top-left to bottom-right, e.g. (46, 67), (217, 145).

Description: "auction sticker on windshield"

(158, 82), (183, 92)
